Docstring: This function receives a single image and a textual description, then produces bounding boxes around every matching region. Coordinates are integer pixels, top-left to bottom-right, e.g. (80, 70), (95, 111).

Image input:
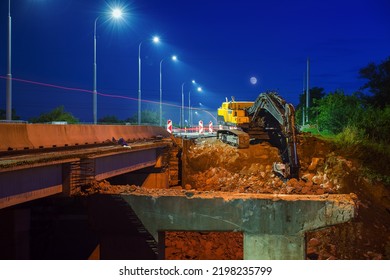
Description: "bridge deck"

(0, 124), (172, 209)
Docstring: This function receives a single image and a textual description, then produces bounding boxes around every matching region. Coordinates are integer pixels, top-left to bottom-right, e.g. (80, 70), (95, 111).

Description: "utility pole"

(306, 57), (310, 124)
(6, 0), (12, 121)
(302, 72), (305, 126)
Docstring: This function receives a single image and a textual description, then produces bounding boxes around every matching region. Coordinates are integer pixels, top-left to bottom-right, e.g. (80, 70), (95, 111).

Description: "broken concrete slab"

(121, 191), (356, 260)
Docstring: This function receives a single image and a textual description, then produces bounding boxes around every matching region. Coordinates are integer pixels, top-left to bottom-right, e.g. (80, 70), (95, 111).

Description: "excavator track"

(217, 129), (250, 149)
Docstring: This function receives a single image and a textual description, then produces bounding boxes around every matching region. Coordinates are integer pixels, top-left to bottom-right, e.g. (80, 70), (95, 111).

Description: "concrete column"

(62, 162), (72, 196)
(244, 233), (305, 260)
(158, 231), (166, 260)
(142, 171), (169, 189)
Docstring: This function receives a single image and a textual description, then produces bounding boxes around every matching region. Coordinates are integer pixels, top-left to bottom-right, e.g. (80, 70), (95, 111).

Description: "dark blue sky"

(0, 0), (389, 123)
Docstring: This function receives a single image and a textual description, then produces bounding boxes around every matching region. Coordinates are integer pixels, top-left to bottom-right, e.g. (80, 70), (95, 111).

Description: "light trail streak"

(0, 75), (217, 120)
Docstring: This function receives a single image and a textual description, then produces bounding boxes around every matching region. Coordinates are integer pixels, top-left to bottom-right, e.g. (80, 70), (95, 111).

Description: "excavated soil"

(164, 231), (243, 260)
(78, 135), (390, 260)
(183, 138), (339, 195)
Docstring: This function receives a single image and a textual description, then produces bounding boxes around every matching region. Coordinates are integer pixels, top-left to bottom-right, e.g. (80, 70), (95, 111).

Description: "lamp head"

(112, 8), (123, 19)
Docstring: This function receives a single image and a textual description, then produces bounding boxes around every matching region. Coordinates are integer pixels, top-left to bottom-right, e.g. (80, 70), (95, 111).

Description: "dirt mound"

(186, 138), (280, 173)
(184, 137), (340, 195)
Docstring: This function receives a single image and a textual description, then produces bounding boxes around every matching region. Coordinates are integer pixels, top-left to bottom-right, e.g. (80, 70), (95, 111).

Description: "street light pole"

(181, 82), (185, 130)
(188, 90), (191, 127)
(189, 82), (202, 127)
(159, 58), (164, 127)
(93, 9), (122, 125)
(160, 55), (177, 126)
(306, 57), (310, 124)
(138, 36), (159, 125)
(188, 80), (196, 127)
(138, 41), (143, 125)
(6, 0), (12, 121)
(93, 16), (99, 124)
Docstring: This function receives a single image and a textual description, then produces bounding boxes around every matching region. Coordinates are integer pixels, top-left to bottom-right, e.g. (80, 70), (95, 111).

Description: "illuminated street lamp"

(93, 8), (123, 124)
(112, 8), (122, 18)
(188, 82), (202, 127)
(181, 80), (200, 129)
(6, 0), (12, 120)
(181, 82), (186, 129)
(138, 36), (160, 125)
(159, 55), (177, 126)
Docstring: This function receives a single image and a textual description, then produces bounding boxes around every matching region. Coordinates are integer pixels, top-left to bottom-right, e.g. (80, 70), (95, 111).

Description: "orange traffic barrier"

(0, 123), (170, 151)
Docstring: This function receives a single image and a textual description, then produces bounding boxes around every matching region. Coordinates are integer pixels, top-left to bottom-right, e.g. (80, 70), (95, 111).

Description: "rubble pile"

(186, 138), (279, 172)
(71, 180), (139, 196)
(165, 232), (243, 260)
(185, 138), (346, 195)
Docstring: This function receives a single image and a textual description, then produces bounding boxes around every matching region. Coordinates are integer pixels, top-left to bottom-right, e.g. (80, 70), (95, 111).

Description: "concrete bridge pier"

(244, 233), (304, 259)
(122, 191), (356, 260)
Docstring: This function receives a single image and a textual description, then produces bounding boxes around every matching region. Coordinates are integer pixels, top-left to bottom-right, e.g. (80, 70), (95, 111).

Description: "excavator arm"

(246, 92), (300, 178)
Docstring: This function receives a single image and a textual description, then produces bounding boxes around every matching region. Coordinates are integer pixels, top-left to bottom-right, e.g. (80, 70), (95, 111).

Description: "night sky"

(0, 0), (389, 124)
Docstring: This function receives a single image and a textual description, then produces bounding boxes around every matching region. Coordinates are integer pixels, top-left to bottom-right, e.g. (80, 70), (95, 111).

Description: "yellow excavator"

(217, 91), (300, 178)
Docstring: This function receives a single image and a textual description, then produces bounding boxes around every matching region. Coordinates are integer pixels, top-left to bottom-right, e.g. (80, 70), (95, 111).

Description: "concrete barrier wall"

(0, 124), (170, 151)
(0, 124), (33, 151)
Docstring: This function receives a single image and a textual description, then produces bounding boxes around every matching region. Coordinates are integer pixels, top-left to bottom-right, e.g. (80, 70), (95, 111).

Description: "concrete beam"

(0, 164), (64, 209)
(121, 191), (356, 260)
(0, 146), (165, 209)
(93, 148), (158, 181)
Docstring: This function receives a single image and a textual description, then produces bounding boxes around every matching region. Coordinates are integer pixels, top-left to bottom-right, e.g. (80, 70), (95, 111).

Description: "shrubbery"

(355, 106), (390, 144)
(298, 56), (390, 145)
(29, 106), (79, 124)
(297, 56), (390, 184)
(313, 91), (362, 134)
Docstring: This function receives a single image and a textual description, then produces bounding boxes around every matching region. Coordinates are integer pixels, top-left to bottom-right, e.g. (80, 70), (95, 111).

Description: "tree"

(125, 110), (159, 125)
(355, 105), (390, 144)
(313, 90), (362, 134)
(359, 56), (390, 108)
(29, 106), (79, 123)
(0, 109), (21, 120)
(295, 87), (326, 125)
(98, 115), (121, 124)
